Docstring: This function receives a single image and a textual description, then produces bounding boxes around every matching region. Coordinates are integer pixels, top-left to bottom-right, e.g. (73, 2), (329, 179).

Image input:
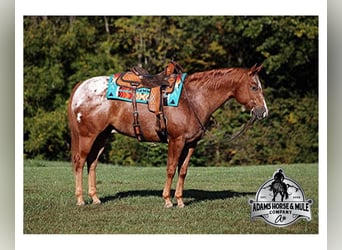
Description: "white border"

(16, 0), (324, 15)
(16, 1), (327, 250)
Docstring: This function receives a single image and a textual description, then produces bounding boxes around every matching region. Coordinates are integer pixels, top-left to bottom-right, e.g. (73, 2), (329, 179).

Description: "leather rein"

(222, 113), (256, 143)
(182, 84), (257, 144)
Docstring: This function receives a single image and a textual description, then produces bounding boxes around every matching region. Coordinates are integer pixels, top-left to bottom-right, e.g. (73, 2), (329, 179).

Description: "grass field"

(23, 160), (318, 234)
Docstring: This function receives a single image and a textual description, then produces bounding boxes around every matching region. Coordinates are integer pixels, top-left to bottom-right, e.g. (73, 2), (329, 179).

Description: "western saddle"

(115, 61), (184, 142)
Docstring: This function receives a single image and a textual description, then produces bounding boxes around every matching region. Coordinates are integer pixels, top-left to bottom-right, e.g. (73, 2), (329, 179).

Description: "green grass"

(23, 160), (318, 234)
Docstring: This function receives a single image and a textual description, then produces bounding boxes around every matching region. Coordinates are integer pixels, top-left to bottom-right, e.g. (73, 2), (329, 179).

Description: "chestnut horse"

(68, 64), (268, 208)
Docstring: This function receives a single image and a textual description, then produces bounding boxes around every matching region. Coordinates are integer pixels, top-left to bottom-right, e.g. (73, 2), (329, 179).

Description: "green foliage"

(192, 92), (318, 166)
(24, 105), (70, 160)
(23, 16), (319, 165)
(108, 135), (168, 167)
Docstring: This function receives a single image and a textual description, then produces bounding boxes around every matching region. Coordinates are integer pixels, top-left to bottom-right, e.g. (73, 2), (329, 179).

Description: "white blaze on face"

(255, 76), (268, 118)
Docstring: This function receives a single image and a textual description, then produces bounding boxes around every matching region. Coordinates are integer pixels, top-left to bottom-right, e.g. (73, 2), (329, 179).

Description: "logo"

(249, 169), (313, 227)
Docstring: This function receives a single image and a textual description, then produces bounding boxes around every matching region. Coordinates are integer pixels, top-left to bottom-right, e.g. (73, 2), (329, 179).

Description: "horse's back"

(70, 76), (109, 109)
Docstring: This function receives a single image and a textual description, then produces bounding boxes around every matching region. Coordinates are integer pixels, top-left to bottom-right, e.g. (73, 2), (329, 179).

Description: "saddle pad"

(106, 73), (187, 107)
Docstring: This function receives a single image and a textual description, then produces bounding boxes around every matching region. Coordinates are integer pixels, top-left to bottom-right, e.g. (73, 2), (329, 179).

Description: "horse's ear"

(249, 64), (263, 75)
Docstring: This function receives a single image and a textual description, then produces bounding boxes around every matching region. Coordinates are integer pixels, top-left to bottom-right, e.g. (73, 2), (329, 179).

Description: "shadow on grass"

(100, 189), (255, 206)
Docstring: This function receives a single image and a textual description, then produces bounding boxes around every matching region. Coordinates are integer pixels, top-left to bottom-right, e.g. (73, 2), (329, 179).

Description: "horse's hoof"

(92, 199), (101, 205)
(164, 202), (173, 208)
(177, 203), (185, 208)
(76, 201), (85, 206)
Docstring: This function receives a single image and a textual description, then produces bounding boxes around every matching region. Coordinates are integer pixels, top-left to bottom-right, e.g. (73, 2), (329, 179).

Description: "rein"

(223, 113), (256, 143)
(182, 84), (256, 143)
(182, 83), (207, 133)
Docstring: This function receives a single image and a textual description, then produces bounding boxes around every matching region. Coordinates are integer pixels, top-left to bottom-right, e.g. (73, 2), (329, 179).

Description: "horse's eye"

(251, 85), (258, 91)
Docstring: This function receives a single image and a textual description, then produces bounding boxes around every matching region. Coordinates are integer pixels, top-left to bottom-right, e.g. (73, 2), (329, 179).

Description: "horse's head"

(234, 64), (268, 120)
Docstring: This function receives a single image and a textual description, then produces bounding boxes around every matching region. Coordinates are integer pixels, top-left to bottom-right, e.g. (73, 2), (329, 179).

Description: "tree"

(23, 16), (318, 165)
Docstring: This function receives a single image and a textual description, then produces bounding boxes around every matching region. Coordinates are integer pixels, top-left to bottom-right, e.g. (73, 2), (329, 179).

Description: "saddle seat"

(116, 61), (182, 91)
(114, 61), (184, 142)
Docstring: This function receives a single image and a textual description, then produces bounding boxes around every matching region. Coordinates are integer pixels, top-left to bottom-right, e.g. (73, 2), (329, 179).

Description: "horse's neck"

(184, 72), (235, 124)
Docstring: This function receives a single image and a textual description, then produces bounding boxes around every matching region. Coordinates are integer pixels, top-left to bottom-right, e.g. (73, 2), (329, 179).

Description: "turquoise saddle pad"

(106, 73), (187, 107)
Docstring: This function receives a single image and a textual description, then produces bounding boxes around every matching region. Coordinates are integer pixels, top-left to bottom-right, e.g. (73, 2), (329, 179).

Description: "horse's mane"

(185, 67), (249, 89)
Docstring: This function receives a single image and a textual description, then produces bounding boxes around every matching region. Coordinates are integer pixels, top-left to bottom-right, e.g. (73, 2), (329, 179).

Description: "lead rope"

(224, 113), (256, 143)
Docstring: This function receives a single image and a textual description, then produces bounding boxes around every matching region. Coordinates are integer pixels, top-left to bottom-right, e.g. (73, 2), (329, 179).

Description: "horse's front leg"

(175, 142), (197, 208)
(162, 137), (185, 208)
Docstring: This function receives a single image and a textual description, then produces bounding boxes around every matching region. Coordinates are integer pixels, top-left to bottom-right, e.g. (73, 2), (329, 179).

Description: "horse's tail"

(68, 81), (83, 173)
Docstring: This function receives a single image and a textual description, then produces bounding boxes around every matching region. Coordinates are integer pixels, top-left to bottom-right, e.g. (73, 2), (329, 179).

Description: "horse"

(67, 64), (268, 208)
(264, 179), (299, 202)
(270, 181), (289, 202)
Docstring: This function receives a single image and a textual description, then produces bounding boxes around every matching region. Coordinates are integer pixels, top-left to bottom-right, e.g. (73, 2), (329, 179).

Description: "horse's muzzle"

(252, 106), (268, 120)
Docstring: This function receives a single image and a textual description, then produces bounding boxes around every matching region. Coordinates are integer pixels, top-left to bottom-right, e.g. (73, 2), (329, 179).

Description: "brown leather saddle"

(115, 61), (183, 142)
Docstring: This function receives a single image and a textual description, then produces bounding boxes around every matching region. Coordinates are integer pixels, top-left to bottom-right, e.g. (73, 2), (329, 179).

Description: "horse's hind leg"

(72, 136), (96, 205)
(73, 153), (86, 206)
(272, 191), (277, 202)
(86, 147), (103, 204)
(86, 127), (112, 204)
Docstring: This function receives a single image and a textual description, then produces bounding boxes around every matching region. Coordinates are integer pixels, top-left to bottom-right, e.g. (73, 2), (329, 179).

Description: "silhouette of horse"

(265, 180), (299, 202)
(68, 64), (268, 207)
(270, 181), (289, 202)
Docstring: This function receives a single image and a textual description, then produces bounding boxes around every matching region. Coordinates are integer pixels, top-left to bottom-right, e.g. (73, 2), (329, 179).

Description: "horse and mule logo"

(249, 169), (313, 227)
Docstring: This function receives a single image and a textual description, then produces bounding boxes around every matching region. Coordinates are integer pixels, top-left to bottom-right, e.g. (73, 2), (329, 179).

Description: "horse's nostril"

(253, 107), (268, 120)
